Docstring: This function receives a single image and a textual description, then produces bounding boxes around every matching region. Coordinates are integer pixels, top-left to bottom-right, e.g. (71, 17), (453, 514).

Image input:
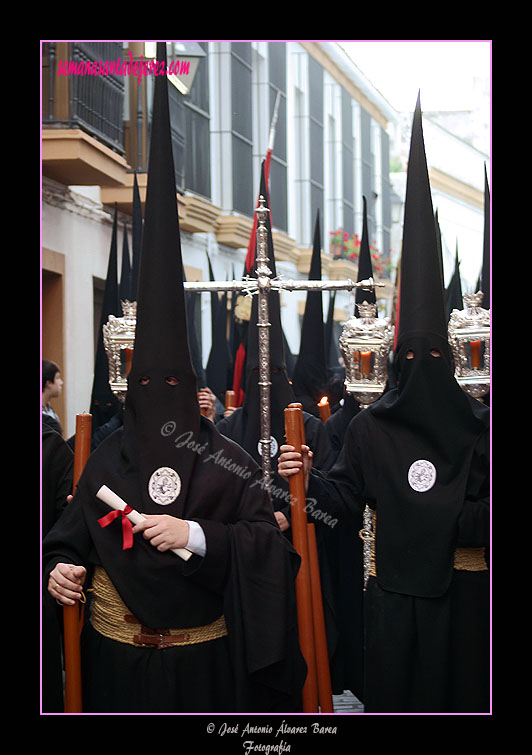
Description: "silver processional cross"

(184, 196), (383, 497)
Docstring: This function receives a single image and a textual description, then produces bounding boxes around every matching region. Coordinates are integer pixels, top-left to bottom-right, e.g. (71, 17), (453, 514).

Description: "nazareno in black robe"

(308, 386), (489, 712)
(42, 43), (307, 715)
(305, 95), (491, 713)
(42, 416), (306, 713)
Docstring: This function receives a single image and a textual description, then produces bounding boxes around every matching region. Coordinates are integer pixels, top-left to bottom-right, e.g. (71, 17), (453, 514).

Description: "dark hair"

(42, 360), (60, 390)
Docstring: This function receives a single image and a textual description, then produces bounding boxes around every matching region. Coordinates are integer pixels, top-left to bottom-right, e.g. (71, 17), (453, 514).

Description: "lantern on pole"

(448, 291), (490, 401)
(102, 300), (137, 403)
(339, 301), (395, 410)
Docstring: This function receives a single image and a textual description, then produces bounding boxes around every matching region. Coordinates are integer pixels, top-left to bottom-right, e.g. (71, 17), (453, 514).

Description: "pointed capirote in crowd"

(445, 242), (464, 320)
(291, 212), (329, 417)
(88, 204), (122, 433)
(205, 255), (232, 406)
(434, 207), (445, 291)
(130, 171), (143, 300)
(477, 163), (490, 308)
(324, 289), (340, 371)
(43, 42), (306, 714)
(325, 196), (373, 459)
(119, 223), (132, 302)
(279, 93), (490, 713)
(184, 273), (206, 388)
(475, 165), (490, 405)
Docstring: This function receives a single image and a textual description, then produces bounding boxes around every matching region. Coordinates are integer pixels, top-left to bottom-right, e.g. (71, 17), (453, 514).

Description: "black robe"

(308, 397), (490, 713)
(216, 407), (334, 522)
(42, 417), (305, 713)
(322, 394), (365, 699)
(216, 407), (357, 696)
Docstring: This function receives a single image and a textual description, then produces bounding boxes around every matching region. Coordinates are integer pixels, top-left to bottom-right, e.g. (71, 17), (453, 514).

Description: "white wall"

(43, 180), (120, 436)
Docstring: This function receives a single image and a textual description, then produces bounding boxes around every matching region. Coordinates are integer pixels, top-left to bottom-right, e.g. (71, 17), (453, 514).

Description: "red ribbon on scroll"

(98, 505), (134, 550)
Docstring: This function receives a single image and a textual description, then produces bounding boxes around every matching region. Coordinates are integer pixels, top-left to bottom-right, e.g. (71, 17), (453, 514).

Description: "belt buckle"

(134, 626), (170, 648)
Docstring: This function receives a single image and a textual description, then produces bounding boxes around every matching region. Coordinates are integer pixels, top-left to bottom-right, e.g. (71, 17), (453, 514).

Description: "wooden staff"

(307, 522), (334, 712)
(284, 406), (318, 712)
(63, 412), (92, 713)
(287, 402), (304, 438)
(285, 404), (334, 712)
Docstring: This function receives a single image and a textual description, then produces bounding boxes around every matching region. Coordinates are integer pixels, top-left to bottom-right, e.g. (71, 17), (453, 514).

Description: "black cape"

(43, 417), (306, 713)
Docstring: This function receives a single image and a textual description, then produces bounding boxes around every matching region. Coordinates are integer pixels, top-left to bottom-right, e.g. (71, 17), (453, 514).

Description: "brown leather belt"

(89, 566), (228, 650)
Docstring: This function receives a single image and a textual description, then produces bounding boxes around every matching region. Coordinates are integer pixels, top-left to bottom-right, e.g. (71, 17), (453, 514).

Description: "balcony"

(40, 42), (331, 271)
(42, 42), (130, 187)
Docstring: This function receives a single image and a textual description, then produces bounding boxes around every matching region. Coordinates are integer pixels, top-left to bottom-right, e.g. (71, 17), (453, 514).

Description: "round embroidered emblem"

(257, 436), (279, 458)
(148, 467), (181, 505)
(408, 460), (437, 492)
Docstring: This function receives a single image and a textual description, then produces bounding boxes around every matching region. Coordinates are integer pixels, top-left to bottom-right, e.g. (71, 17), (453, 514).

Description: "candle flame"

(318, 396), (329, 406)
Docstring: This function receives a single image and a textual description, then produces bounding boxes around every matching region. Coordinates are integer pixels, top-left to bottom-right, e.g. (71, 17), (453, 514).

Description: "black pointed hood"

(445, 243), (464, 320)
(119, 223), (132, 301)
(480, 164), (490, 307)
(434, 208), (445, 290)
(355, 197), (376, 313)
(394, 95), (449, 365)
(292, 211), (328, 413)
(131, 172), (143, 300)
(122, 42), (200, 514)
(185, 283), (206, 388)
(205, 256), (232, 402)
(324, 290), (339, 369)
(90, 204), (121, 430)
(368, 95), (488, 598)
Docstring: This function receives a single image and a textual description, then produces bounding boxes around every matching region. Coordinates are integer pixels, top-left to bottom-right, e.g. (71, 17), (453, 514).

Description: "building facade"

(41, 41), (426, 437)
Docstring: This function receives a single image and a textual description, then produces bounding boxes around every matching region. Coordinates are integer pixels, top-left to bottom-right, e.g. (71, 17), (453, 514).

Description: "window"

(309, 56), (324, 227)
(267, 43), (287, 232)
(185, 42), (210, 198)
(231, 43), (253, 215)
(341, 88), (355, 235)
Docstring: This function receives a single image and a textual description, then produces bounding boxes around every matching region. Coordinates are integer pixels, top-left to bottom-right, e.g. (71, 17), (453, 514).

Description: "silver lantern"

(339, 301), (395, 410)
(448, 291), (490, 401)
(102, 300), (137, 403)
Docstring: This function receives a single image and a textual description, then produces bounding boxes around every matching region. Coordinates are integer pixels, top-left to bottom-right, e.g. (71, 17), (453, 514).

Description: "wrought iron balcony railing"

(42, 42), (126, 156)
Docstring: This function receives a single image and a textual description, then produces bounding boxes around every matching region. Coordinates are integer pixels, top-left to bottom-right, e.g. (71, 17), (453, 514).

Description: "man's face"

(47, 372), (63, 398)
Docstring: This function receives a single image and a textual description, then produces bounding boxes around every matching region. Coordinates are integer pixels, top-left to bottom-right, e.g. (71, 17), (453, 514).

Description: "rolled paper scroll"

(96, 485), (193, 561)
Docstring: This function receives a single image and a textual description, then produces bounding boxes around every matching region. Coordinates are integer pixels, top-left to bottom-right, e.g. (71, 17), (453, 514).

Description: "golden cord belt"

(359, 506), (488, 589)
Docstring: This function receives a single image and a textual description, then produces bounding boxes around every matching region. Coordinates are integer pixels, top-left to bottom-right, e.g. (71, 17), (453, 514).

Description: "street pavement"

(332, 690), (364, 713)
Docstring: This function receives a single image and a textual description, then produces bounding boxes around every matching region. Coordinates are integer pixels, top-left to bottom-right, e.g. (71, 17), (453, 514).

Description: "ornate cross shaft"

(183, 196), (383, 496)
